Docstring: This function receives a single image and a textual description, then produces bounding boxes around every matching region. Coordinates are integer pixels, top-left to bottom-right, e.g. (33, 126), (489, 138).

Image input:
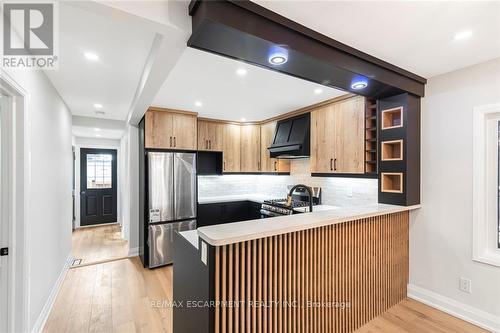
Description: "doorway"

(72, 146), (127, 266)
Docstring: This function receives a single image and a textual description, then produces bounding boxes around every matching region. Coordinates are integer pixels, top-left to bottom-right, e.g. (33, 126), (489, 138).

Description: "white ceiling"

(254, 1), (500, 78)
(72, 116), (125, 140)
(152, 48), (346, 122)
(45, 2), (156, 121)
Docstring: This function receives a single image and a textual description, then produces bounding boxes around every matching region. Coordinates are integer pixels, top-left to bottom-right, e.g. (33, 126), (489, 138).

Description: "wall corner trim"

(407, 284), (500, 332)
(31, 254), (72, 333)
(128, 246), (139, 257)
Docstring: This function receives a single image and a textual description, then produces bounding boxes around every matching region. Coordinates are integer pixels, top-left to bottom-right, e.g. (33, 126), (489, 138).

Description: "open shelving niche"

(381, 139), (403, 161)
(381, 172), (403, 193)
(381, 106), (403, 130)
(365, 98), (378, 174)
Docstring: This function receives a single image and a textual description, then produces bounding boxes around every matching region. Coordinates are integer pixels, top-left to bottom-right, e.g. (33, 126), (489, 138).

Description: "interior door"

(80, 148), (117, 226)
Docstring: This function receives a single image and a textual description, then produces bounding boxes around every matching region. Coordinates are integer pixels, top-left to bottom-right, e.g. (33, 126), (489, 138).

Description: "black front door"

(80, 148), (117, 226)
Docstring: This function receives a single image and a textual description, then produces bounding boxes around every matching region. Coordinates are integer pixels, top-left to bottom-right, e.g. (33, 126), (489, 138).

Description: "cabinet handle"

(170, 136), (172, 147)
(223, 161), (226, 170)
(334, 158), (337, 171)
(174, 137), (176, 147)
(209, 140), (211, 150)
(258, 161), (260, 171)
(274, 161), (277, 171)
(330, 158), (333, 171)
(205, 139), (208, 149)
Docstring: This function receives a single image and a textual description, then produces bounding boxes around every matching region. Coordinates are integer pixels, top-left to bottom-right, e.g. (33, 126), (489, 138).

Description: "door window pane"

(87, 154), (112, 189)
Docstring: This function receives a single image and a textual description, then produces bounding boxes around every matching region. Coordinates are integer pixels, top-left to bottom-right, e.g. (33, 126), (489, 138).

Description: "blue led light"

(351, 76), (368, 90)
(268, 45), (289, 65)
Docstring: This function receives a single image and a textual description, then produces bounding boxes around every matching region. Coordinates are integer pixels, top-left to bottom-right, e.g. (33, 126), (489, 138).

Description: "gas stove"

(260, 186), (322, 218)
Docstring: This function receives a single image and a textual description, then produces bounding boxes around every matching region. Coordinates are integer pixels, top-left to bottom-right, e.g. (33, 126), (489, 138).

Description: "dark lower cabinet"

(197, 201), (262, 228)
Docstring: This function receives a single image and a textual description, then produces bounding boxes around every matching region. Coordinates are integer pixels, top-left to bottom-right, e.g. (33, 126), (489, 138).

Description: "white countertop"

(179, 230), (199, 249)
(197, 204), (420, 246)
(292, 205), (339, 213)
(198, 194), (268, 204)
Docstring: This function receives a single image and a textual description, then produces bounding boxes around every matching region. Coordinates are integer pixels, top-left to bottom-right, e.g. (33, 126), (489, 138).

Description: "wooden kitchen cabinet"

(240, 124), (261, 172)
(311, 96), (365, 174)
(260, 121), (291, 172)
(222, 124), (241, 172)
(311, 104), (336, 173)
(198, 120), (223, 151)
(145, 109), (197, 150)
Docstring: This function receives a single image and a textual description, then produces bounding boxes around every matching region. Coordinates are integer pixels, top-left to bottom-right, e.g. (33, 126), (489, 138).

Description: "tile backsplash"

(198, 159), (378, 207)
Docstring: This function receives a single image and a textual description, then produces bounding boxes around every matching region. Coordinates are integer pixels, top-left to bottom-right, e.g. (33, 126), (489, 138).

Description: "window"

(86, 154), (112, 189)
(473, 103), (500, 267)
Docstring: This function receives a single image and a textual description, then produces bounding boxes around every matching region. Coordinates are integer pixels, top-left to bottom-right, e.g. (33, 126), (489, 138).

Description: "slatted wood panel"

(214, 212), (409, 333)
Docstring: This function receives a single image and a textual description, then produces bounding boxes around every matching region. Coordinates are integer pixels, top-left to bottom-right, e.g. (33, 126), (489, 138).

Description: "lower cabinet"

(197, 201), (261, 228)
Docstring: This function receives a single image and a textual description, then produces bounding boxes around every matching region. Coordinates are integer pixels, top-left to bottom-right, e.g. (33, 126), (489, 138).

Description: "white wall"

(73, 137), (121, 228)
(409, 58), (500, 330)
(1, 67), (73, 330)
(119, 125), (140, 255)
(198, 159), (378, 207)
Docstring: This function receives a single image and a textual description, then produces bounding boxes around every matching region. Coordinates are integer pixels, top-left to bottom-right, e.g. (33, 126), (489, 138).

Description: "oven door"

(260, 209), (282, 218)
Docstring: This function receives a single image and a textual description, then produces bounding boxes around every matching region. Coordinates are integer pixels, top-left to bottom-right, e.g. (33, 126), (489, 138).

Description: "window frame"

(472, 103), (500, 267)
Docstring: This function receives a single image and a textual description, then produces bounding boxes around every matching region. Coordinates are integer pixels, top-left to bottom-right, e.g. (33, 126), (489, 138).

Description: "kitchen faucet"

(287, 184), (313, 213)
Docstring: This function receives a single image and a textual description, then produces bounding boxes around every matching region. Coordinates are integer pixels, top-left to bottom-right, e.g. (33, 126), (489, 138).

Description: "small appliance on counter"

(260, 185), (321, 218)
(145, 152), (197, 268)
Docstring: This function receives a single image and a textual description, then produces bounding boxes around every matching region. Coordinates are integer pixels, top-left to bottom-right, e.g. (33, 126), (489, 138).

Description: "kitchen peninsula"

(173, 204), (419, 332)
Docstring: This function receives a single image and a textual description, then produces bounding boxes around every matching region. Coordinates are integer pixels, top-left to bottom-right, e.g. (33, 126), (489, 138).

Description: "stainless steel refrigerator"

(147, 152), (197, 267)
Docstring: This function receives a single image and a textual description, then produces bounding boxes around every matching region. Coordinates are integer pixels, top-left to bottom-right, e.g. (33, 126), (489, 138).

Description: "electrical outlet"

(459, 277), (472, 293)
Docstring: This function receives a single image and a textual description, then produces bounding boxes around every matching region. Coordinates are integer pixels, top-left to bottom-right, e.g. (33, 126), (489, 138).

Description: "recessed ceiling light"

(454, 30), (473, 41)
(94, 103), (103, 109)
(95, 111), (105, 116)
(268, 45), (289, 65)
(351, 81), (368, 90)
(94, 128), (101, 132)
(241, 118), (246, 122)
(195, 101), (203, 107)
(314, 88), (323, 95)
(96, 134), (102, 137)
(236, 68), (247, 76)
(84, 52), (99, 61)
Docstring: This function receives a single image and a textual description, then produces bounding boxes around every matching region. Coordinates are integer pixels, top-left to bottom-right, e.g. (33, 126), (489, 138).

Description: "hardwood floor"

(43, 257), (173, 332)
(72, 224), (129, 266)
(44, 257), (487, 333)
(355, 298), (487, 333)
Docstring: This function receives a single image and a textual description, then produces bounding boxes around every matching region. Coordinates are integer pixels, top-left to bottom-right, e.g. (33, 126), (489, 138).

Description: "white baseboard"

(128, 246), (139, 257)
(407, 284), (500, 332)
(31, 254), (72, 333)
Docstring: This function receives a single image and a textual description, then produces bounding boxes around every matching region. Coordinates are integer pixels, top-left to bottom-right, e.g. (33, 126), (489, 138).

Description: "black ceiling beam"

(188, 0), (426, 98)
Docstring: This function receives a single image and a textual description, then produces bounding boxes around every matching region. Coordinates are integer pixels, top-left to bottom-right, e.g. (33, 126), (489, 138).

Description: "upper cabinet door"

(222, 124), (241, 172)
(333, 96), (365, 173)
(172, 113), (197, 150)
(145, 111), (174, 149)
(240, 124), (261, 172)
(260, 121), (276, 172)
(198, 120), (223, 151)
(310, 104), (336, 173)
